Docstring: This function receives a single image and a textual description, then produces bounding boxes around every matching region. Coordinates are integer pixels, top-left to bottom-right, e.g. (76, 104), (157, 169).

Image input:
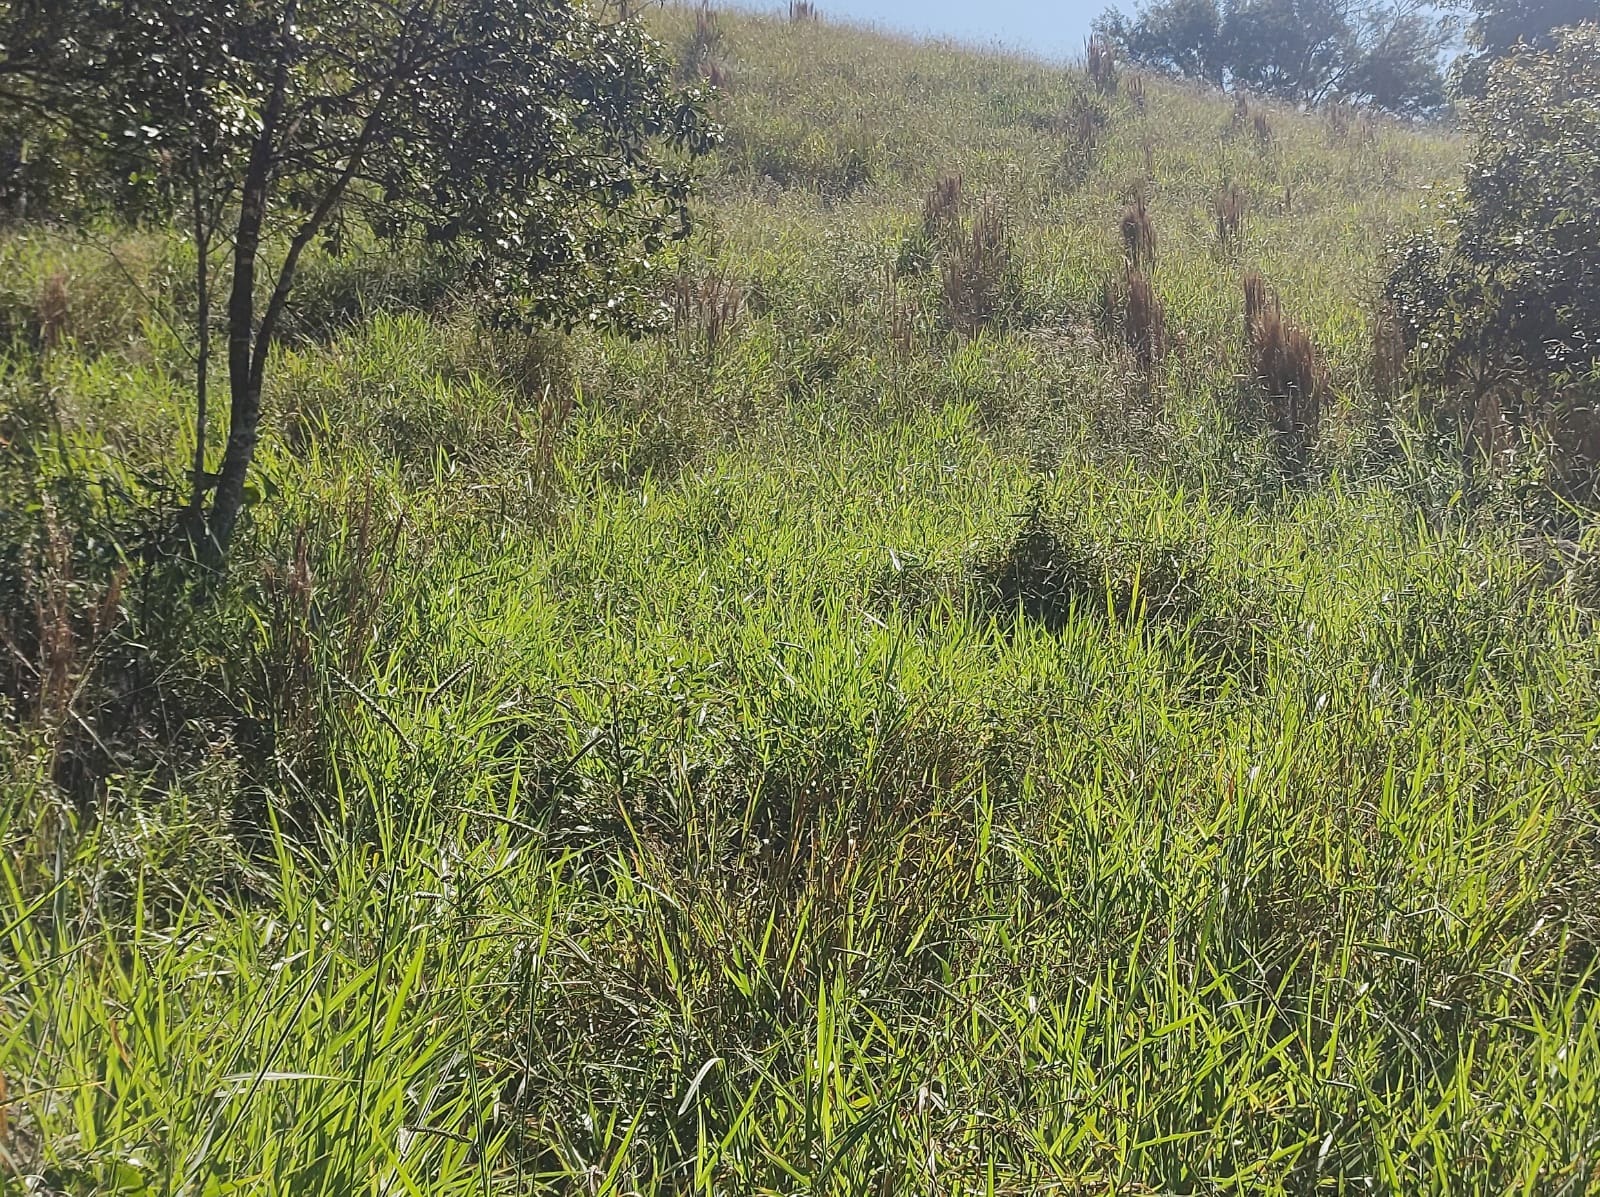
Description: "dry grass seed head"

(940, 197), (1012, 336)
(1087, 35), (1119, 95)
(682, 2), (724, 80)
(1098, 267), (1167, 370)
(1244, 271), (1327, 476)
(1231, 92), (1250, 132)
(36, 270), (69, 352)
(1054, 92), (1109, 186)
(1326, 101), (1353, 141)
(1124, 269), (1166, 369)
(1215, 181), (1246, 250)
(1371, 301), (1407, 399)
(1126, 72), (1146, 111)
(1121, 196), (1156, 271)
(1253, 111), (1275, 150)
(881, 265), (916, 360)
(673, 267), (746, 358)
(922, 173), (964, 241)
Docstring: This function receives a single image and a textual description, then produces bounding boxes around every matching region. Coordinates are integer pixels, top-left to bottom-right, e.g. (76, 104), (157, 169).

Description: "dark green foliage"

(1099, 0), (1228, 83)
(1455, 0), (1597, 95)
(1410, 24), (1600, 378)
(976, 495), (1210, 632)
(1386, 24), (1600, 498)
(0, 0), (716, 551)
(1096, 0), (1452, 113)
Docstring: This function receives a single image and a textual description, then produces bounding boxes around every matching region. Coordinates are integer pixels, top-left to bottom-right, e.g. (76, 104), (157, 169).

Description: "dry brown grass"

(1120, 196), (1156, 272)
(1231, 92), (1250, 135)
(1244, 271), (1326, 478)
(681, 2), (724, 81)
(672, 266), (746, 361)
(1325, 101), (1354, 142)
(1126, 72), (1146, 112)
(0, 498), (128, 786)
(1253, 112), (1275, 151)
(1087, 35), (1119, 95)
(1099, 267), (1167, 371)
(922, 173), (964, 242)
(881, 265), (917, 360)
(36, 270), (69, 352)
(1214, 181), (1246, 252)
(1371, 301), (1406, 400)
(939, 197), (1013, 336)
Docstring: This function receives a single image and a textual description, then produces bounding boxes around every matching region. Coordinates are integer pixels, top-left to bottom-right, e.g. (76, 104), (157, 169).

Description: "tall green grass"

(4, 6), (1598, 1194)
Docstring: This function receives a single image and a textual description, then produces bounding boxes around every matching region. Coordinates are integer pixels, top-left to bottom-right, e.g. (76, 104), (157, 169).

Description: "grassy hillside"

(4, 7), (1600, 1194)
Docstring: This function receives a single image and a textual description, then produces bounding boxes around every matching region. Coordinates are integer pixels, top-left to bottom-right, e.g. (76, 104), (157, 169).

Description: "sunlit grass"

(4, 6), (1598, 1195)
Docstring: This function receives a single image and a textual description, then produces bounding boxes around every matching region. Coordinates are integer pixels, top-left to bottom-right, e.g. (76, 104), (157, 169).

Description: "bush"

(1387, 24), (1600, 498)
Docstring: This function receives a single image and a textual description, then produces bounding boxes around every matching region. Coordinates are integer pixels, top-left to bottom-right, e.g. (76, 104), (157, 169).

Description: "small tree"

(0, 0), (716, 556)
(1096, 0), (1228, 84)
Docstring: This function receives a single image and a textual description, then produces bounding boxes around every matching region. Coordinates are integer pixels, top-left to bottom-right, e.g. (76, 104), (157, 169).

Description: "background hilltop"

(6, 7), (1600, 1195)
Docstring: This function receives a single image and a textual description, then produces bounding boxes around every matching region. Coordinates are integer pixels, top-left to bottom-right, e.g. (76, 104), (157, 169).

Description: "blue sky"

(805, 0), (1108, 60)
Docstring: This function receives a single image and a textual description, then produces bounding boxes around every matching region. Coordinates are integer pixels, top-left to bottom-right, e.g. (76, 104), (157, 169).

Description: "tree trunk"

(205, 7), (295, 559)
(188, 176), (210, 521)
(206, 199), (266, 556)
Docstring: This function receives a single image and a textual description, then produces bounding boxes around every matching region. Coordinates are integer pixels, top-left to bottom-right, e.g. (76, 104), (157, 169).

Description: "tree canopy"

(1454, 0), (1597, 94)
(1391, 22), (1600, 380)
(1387, 22), (1600, 495)
(0, 0), (716, 553)
(1095, 0), (1455, 113)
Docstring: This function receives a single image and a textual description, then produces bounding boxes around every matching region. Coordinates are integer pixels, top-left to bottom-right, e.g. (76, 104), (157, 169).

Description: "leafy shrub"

(1387, 24), (1600, 498)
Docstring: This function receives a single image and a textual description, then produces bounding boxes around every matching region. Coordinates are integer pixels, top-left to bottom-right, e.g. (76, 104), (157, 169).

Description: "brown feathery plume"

(1243, 271), (1327, 479)
(1120, 195), (1156, 271)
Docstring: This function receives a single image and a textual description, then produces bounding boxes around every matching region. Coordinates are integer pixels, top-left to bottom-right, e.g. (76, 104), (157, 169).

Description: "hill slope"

(5, 9), (1600, 1195)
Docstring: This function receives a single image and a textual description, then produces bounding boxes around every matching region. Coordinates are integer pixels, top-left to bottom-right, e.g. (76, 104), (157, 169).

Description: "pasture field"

(3, 7), (1599, 1193)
